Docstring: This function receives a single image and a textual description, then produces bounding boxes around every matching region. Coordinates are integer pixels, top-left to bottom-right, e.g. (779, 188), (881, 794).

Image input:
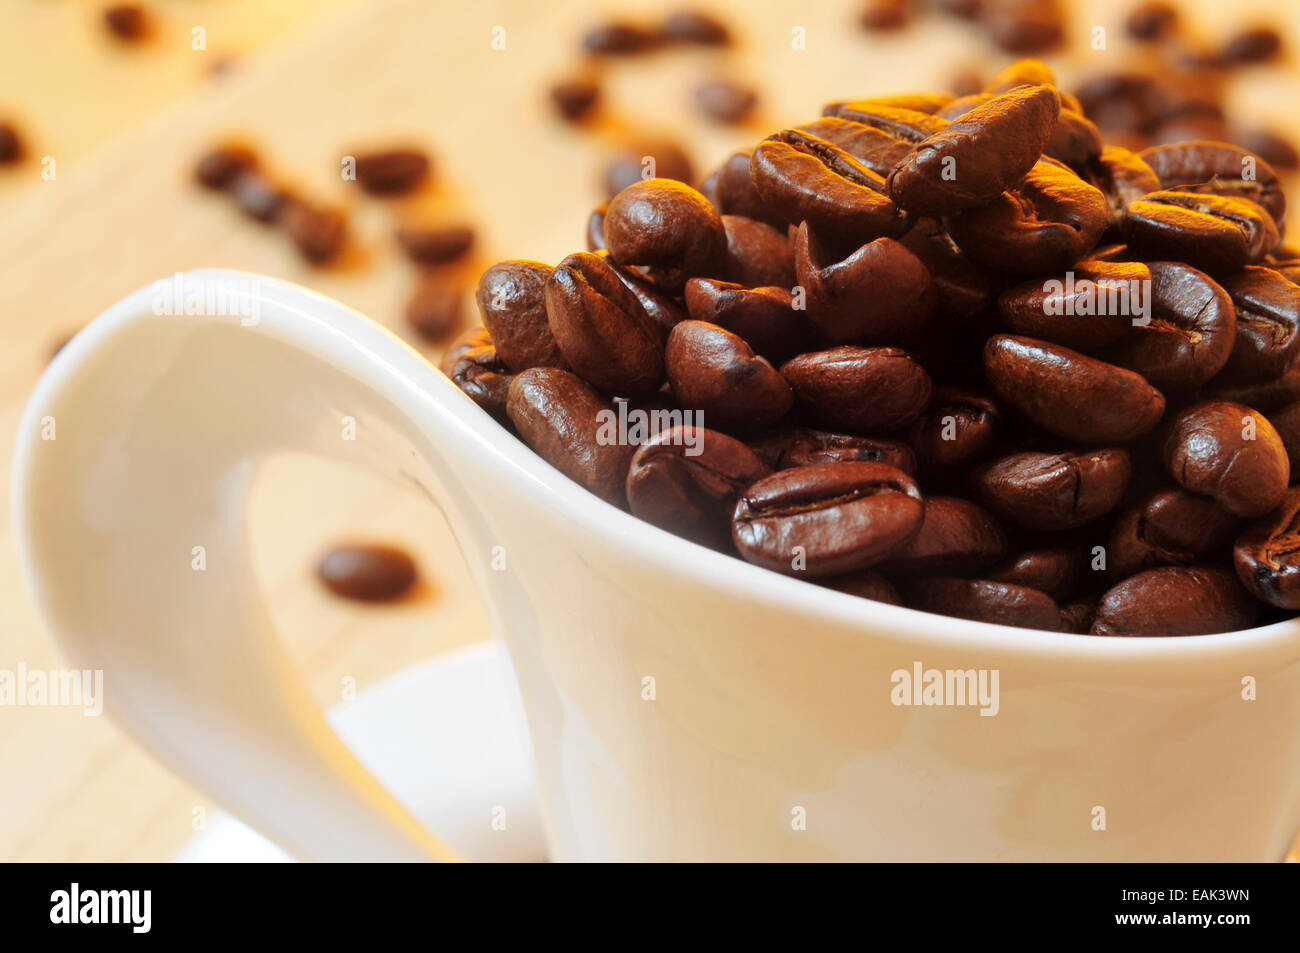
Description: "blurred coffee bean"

(693, 78), (758, 124)
(406, 279), (462, 342)
(603, 140), (695, 200)
(1204, 364), (1300, 412)
(858, 0), (916, 31)
(720, 215), (795, 288)
(1161, 401), (1289, 517)
(1087, 146), (1160, 227)
(104, 4), (149, 41)
(661, 9), (732, 45)
(823, 571), (902, 605)
(506, 367), (635, 506)
(710, 150), (784, 226)
(1124, 2), (1178, 42)
(194, 143), (258, 190)
(1219, 26), (1282, 65)
(665, 321), (793, 433)
(353, 148), (430, 195)
(984, 58), (1055, 94)
(1091, 567), (1257, 636)
(1138, 142), (1285, 225)
(396, 223), (475, 265)
(283, 201), (347, 264)
(586, 203), (607, 252)
(1269, 400), (1300, 473)
(782, 346), (931, 434)
(1231, 128), (1299, 171)
(979, 0), (1066, 55)
(230, 171), (288, 223)
(1234, 487), (1300, 609)
(582, 20), (661, 54)
(550, 76), (600, 122)
(0, 121), (22, 163)
(317, 544), (417, 602)
(731, 462), (924, 576)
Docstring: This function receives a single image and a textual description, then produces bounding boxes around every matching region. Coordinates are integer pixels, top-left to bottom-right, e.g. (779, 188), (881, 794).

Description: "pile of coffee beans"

(444, 56), (1300, 637)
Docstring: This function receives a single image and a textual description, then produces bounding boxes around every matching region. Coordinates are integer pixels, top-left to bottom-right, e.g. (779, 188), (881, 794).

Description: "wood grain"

(1, 0), (1298, 861)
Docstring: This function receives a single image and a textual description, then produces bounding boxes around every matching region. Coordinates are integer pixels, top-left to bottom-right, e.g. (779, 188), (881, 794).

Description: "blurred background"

(2, 0), (1299, 861)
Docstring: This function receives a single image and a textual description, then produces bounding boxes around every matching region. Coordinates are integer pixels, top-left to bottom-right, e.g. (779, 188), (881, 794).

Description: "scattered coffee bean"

(194, 144), (258, 190)
(230, 171), (288, 224)
(395, 222), (475, 265)
(1125, 2), (1178, 41)
(858, 0), (915, 31)
(661, 9), (731, 45)
(550, 76), (600, 122)
(980, 0), (1066, 55)
(317, 544), (417, 602)
(283, 201), (347, 264)
(1219, 26), (1282, 65)
(582, 20), (661, 55)
(406, 279), (462, 342)
(0, 121), (22, 163)
(104, 4), (149, 42)
(603, 139), (694, 198)
(693, 78), (758, 124)
(353, 148), (430, 195)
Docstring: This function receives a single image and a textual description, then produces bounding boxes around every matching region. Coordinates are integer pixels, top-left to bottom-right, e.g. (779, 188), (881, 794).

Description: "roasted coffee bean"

(604, 178), (727, 293)
(507, 367), (634, 506)
(104, 4), (149, 41)
(1091, 566), (1257, 636)
(582, 20), (661, 54)
(793, 223), (936, 344)
(545, 252), (664, 397)
(1044, 109), (1104, 173)
(882, 496), (1007, 575)
(317, 544), (417, 602)
(947, 159), (1109, 275)
(1121, 190), (1278, 275)
(782, 346), (931, 434)
(935, 93), (992, 121)
(475, 260), (567, 373)
(626, 425), (770, 548)
(985, 58), (1056, 94)
(604, 139), (694, 198)
(1137, 142), (1286, 225)
(550, 76), (600, 121)
(750, 129), (908, 242)
(440, 326), (513, 419)
(997, 261), (1148, 352)
(586, 203), (607, 252)
(693, 78), (758, 124)
(283, 201), (347, 264)
(406, 279), (462, 341)
(1231, 128), (1299, 171)
(1125, 2), (1178, 41)
(907, 388), (999, 471)
(602, 254), (689, 335)
(661, 9), (731, 45)
(1161, 401), (1289, 518)
(0, 121), (22, 163)
(353, 148), (430, 195)
(1058, 598), (1097, 632)
(907, 578), (1062, 631)
(987, 546), (1079, 600)
(950, 71), (984, 98)
(859, 0), (915, 31)
(1216, 267), (1300, 381)
(396, 222), (475, 265)
(710, 150), (783, 226)
(980, 0), (1066, 55)
(194, 144), (258, 190)
(1234, 487), (1300, 608)
(898, 218), (991, 324)
(749, 427), (917, 474)
(230, 171), (287, 223)
(822, 571), (902, 604)
(1219, 26), (1282, 65)
(820, 102), (948, 144)
(888, 84), (1061, 215)
(721, 215), (795, 289)
(1087, 146), (1160, 227)
(973, 448), (1131, 530)
(665, 321), (792, 433)
(1204, 364), (1300, 412)
(1269, 401), (1300, 473)
(983, 335), (1165, 443)
(731, 462), (924, 576)
(1105, 261), (1234, 390)
(684, 279), (805, 364)
(1107, 488), (1239, 578)
(839, 93), (956, 115)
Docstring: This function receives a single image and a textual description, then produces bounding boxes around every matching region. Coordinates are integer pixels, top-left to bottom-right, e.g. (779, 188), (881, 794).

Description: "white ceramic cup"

(14, 270), (1300, 861)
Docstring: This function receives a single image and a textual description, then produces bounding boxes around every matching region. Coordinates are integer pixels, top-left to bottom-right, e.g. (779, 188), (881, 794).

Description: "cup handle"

(12, 270), (502, 861)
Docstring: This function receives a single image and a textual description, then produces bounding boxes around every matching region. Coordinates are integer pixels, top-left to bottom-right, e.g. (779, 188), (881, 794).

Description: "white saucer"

(175, 643), (548, 862)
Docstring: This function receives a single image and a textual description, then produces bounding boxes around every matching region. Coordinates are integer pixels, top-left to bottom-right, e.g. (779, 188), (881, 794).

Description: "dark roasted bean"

(997, 261), (1149, 352)
(882, 496), (1007, 575)
(604, 139), (694, 198)
(749, 427), (917, 474)
(987, 546), (1080, 600)
(907, 578), (1062, 630)
(665, 321), (792, 433)
(1216, 266), (1300, 381)
(693, 78), (758, 124)
(720, 215), (795, 289)
(353, 148), (430, 195)
(684, 278), (806, 364)
(973, 448), (1131, 530)
(661, 9), (731, 45)
(1091, 567), (1257, 636)
(822, 571), (902, 604)
(1234, 487), (1300, 609)
(907, 388), (999, 471)
(1108, 488), (1240, 578)
(475, 261), (566, 373)
(405, 279), (462, 341)
(604, 178), (727, 293)
(550, 76), (600, 121)
(1161, 401), (1289, 518)
(782, 346), (931, 434)
(396, 222), (475, 265)
(1137, 142), (1286, 225)
(1121, 190), (1278, 275)
(440, 326), (513, 419)
(283, 201), (347, 264)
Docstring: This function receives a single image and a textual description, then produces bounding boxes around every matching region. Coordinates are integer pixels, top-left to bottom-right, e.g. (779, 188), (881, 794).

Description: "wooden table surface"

(2, 0), (1298, 861)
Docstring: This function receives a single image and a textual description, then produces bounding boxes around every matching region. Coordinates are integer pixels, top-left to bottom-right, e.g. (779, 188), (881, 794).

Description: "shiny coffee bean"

(1161, 401), (1289, 517)
(881, 496), (1008, 575)
(1203, 364), (1300, 412)
(475, 260), (567, 373)
(782, 346), (931, 434)
(888, 84), (1061, 215)
(317, 544), (417, 602)
(626, 425), (771, 549)
(1107, 488), (1239, 578)
(604, 178), (727, 293)
(395, 223), (475, 265)
(1137, 142), (1286, 225)
(1091, 566), (1257, 636)
(731, 462), (924, 576)
(1105, 261), (1235, 390)
(1043, 109), (1104, 174)
(987, 546), (1080, 600)
(1233, 487), (1300, 608)
(721, 214), (795, 288)
(793, 223), (937, 345)
(1121, 190), (1278, 275)
(683, 278), (806, 364)
(749, 427), (917, 474)
(996, 261), (1147, 352)
(906, 387), (999, 471)
(1087, 146), (1160, 227)
(544, 252), (665, 397)
(353, 148), (431, 195)
(665, 321), (792, 433)
(973, 448), (1131, 530)
(907, 578), (1061, 631)
(506, 367), (635, 506)
(710, 150), (784, 226)
(1269, 400), (1300, 473)
(1217, 266), (1300, 381)
(983, 335), (1166, 443)
(440, 326), (513, 419)
(792, 117), (923, 177)
(600, 252), (689, 335)
(898, 218), (992, 324)
(822, 571), (902, 604)
(947, 159), (1109, 275)
(750, 129), (908, 242)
